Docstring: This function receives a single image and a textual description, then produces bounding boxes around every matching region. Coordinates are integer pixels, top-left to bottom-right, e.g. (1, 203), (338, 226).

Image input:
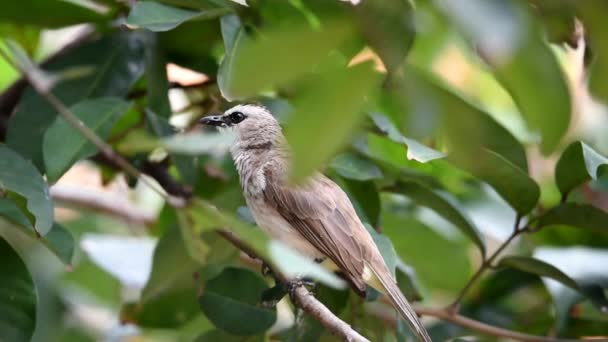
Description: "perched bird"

(200, 104), (431, 342)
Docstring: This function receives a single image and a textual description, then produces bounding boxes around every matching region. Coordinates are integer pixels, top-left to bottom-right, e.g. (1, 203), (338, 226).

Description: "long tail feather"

(368, 264), (432, 342)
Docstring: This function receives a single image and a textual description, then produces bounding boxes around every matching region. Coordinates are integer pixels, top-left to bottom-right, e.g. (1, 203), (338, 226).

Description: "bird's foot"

(287, 278), (317, 304)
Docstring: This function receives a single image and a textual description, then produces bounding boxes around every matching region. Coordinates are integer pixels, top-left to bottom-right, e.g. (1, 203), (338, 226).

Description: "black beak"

(199, 115), (226, 127)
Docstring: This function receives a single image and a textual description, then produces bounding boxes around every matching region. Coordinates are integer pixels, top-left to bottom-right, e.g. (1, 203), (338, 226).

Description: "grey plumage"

(201, 104), (431, 342)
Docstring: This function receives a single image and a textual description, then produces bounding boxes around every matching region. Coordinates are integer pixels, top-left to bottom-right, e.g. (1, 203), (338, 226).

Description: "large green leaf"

(450, 148), (540, 215)
(434, 0), (571, 154)
(199, 267), (276, 336)
(330, 153), (383, 181)
(535, 203), (608, 234)
(217, 14), (354, 100)
(286, 62), (383, 182)
(387, 181), (486, 258)
(499, 256), (579, 290)
(555, 141), (608, 196)
(0, 237), (37, 342)
(0, 0), (103, 28)
(127, 1), (229, 32)
(6, 32), (146, 171)
(0, 145), (53, 235)
(499, 255), (608, 312)
(43, 97), (131, 183)
(354, 0), (415, 73)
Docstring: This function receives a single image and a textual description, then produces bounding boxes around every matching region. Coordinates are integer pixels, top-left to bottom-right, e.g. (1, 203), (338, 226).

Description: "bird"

(200, 104), (431, 342)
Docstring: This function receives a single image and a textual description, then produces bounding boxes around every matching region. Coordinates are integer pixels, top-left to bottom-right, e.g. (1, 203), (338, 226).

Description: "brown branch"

(50, 184), (155, 225)
(218, 230), (370, 342)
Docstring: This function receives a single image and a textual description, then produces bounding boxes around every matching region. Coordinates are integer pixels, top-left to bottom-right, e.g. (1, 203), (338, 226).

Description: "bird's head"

(199, 104), (282, 146)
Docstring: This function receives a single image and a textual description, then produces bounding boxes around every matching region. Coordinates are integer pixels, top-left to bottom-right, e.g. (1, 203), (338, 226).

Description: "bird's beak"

(199, 115), (226, 127)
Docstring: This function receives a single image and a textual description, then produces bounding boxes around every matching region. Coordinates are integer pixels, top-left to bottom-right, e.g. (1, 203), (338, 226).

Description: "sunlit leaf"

(370, 113), (446, 163)
(0, 237), (37, 342)
(555, 141), (608, 196)
(0, 145), (53, 235)
(199, 267), (276, 335)
(43, 97), (131, 183)
(387, 181), (486, 258)
(434, 0), (570, 154)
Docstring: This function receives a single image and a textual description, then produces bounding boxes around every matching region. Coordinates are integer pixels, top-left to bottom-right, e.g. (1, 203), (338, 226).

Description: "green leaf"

(434, 0), (571, 154)
(498, 256), (579, 290)
(330, 153), (383, 181)
(535, 203), (608, 234)
(286, 62), (383, 182)
(555, 141), (608, 196)
(0, 0), (103, 28)
(370, 113), (446, 163)
(394, 68), (528, 171)
(354, 0), (415, 73)
(7, 32), (146, 171)
(387, 181), (486, 258)
(450, 148), (540, 215)
(0, 237), (37, 342)
(127, 1), (229, 32)
(43, 97), (131, 183)
(217, 15), (354, 100)
(199, 267), (276, 336)
(0, 145), (53, 235)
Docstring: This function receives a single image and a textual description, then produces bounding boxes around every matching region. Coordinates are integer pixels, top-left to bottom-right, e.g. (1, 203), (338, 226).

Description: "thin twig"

(448, 215), (524, 312)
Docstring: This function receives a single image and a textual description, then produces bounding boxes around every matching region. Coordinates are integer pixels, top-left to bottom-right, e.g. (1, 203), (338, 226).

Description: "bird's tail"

(367, 263), (432, 342)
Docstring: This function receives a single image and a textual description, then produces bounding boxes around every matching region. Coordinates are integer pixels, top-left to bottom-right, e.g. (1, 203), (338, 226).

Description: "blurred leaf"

(127, 1), (229, 32)
(286, 62), (382, 182)
(0, 145), (53, 235)
(395, 68), (528, 171)
(499, 256), (579, 290)
(0, 0), (103, 27)
(382, 213), (470, 291)
(218, 14), (354, 100)
(186, 199), (346, 288)
(450, 148), (539, 215)
(555, 141), (608, 196)
(330, 153), (383, 181)
(7, 32), (146, 170)
(43, 97), (131, 183)
(388, 181), (486, 258)
(354, 0), (415, 73)
(434, 0), (570, 153)
(370, 113), (446, 163)
(535, 203), (608, 234)
(199, 267), (276, 336)
(576, 2), (608, 103)
(0, 237), (36, 342)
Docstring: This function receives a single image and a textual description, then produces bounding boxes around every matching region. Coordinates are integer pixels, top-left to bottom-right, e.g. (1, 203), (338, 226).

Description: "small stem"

(448, 215), (523, 311)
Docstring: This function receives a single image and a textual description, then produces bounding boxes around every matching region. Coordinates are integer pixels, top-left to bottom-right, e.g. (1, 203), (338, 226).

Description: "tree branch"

(448, 215), (524, 312)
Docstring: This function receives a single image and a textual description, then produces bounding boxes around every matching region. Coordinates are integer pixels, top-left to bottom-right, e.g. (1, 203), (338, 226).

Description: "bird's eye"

(230, 111), (246, 124)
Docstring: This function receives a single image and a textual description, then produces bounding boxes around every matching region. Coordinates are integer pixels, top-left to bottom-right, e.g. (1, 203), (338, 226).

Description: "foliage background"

(1, 0), (608, 341)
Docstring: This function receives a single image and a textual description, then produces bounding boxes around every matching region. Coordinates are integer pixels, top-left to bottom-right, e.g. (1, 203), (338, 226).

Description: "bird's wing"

(262, 169), (369, 291)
